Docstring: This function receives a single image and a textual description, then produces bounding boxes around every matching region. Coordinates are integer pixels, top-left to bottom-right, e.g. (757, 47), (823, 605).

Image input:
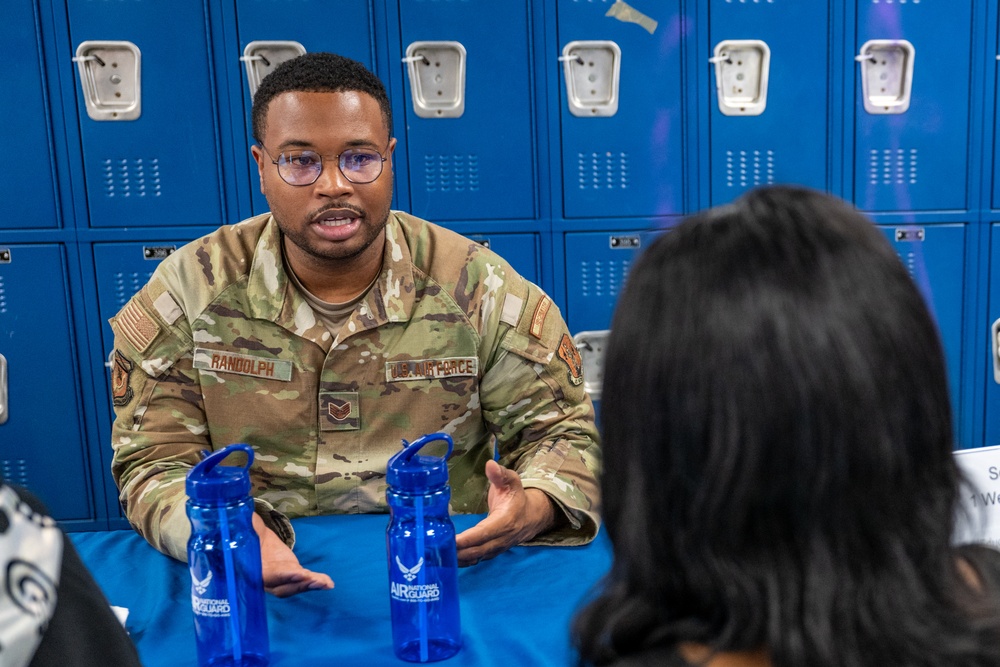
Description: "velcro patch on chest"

(192, 348), (293, 381)
(320, 392), (360, 431)
(385, 357), (479, 382)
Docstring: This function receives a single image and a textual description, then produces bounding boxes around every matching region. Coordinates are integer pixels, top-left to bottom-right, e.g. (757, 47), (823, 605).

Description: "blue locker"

(91, 242), (178, 522)
(984, 224), (1000, 447)
(398, 0), (535, 221)
(234, 0), (376, 216)
(854, 1), (973, 212)
(67, 0), (226, 227)
(708, 1), (830, 204)
(992, 8), (1000, 211)
(466, 233), (540, 285)
(4, 1), (60, 230)
(557, 0), (684, 219)
(563, 229), (660, 334)
(0, 245), (94, 522)
(879, 224), (965, 438)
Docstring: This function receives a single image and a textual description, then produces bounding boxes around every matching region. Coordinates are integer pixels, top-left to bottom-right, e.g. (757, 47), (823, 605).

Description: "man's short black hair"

(251, 52), (392, 144)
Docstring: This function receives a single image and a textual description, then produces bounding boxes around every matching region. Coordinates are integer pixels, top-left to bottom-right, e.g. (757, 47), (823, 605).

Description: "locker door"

(855, 1), (972, 212)
(563, 230), (659, 334)
(399, 0), (535, 222)
(234, 0), (375, 216)
(709, 1), (830, 204)
(466, 233), (540, 285)
(92, 242), (178, 521)
(3, 0), (60, 230)
(0, 245), (93, 521)
(985, 224), (1000, 446)
(558, 0), (684, 219)
(879, 224), (965, 431)
(68, 1), (225, 227)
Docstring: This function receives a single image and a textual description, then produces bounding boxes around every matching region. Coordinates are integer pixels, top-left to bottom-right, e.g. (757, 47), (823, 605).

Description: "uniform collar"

(246, 213), (417, 348)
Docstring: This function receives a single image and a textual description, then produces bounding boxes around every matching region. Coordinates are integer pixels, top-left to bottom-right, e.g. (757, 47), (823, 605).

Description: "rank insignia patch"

(557, 334), (584, 386)
(320, 392), (360, 431)
(111, 350), (134, 407)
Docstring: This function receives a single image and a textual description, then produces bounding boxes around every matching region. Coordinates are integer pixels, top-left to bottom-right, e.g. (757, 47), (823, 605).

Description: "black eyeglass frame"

(258, 143), (390, 186)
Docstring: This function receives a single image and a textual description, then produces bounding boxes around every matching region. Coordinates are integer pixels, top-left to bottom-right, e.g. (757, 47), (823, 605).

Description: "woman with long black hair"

(574, 186), (1000, 666)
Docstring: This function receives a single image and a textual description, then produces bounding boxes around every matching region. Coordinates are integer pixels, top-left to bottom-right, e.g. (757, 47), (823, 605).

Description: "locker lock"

(402, 42), (467, 119)
(73, 41), (142, 121)
(560, 41), (621, 117)
(856, 39), (915, 114)
(710, 40), (770, 116)
(241, 41), (307, 98)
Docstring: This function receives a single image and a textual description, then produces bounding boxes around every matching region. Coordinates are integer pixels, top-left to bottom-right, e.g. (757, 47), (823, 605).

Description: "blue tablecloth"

(70, 514), (612, 666)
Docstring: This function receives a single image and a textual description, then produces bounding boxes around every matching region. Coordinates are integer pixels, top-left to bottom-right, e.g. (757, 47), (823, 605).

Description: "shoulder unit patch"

(557, 333), (584, 386)
(111, 350), (134, 407)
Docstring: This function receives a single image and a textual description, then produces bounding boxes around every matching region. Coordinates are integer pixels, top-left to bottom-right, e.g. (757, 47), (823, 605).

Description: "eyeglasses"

(259, 144), (389, 186)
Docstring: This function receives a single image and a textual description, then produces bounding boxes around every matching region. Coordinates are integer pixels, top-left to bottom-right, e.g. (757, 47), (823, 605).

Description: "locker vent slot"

(725, 0), (775, 3)
(577, 152), (629, 190)
(726, 150), (774, 188)
(579, 259), (632, 299)
(1, 459), (29, 488)
(102, 158), (162, 198)
(0, 276), (6, 313)
(868, 148), (918, 185)
(114, 271), (152, 308)
(423, 154), (480, 192)
(870, 1), (922, 4)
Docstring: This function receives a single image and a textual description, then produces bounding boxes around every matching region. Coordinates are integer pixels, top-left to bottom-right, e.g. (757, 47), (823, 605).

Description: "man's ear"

(250, 144), (266, 195)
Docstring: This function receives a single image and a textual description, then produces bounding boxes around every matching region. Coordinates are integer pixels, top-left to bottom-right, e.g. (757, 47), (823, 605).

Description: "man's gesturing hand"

(253, 513), (334, 598)
(454, 459), (557, 567)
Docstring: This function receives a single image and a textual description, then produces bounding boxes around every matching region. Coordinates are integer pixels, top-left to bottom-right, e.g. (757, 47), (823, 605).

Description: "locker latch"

(710, 40), (770, 116)
(993, 319), (1000, 385)
(560, 41), (621, 117)
(72, 41), (141, 121)
(572, 330), (609, 401)
(241, 41), (307, 98)
(856, 39), (915, 114)
(402, 42), (467, 118)
(0, 354), (7, 425)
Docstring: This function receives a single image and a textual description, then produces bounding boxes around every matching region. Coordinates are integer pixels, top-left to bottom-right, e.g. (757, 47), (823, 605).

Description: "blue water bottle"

(186, 444), (269, 667)
(386, 433), (462, 662)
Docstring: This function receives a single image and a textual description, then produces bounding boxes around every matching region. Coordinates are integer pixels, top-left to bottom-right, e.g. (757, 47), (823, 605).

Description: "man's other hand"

(454, 459), (557, 567)
(252, 513), (334, 597)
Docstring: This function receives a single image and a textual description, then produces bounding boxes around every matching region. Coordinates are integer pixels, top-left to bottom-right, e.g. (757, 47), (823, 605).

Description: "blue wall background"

(1, 0), (997, 529)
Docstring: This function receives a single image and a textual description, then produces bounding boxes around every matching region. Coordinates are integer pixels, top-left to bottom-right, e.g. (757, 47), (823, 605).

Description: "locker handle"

(73, 40), (142, 121)
(0, 353), (7, 425)
(241, 41), (306, 97)
(403, 41), (467, 119)
(572, 330), (608, 401)
(711, 40), (770, 116)
(560, 40), (621, 118)
(856, 39), (915, 115)
(992, 319), (1000, 385)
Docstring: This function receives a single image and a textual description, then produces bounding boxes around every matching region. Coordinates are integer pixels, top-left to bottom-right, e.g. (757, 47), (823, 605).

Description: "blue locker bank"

(1, 0), (997, 527)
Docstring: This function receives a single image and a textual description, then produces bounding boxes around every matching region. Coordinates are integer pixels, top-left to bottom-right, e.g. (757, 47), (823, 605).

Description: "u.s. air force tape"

(385, 357), (478, 382)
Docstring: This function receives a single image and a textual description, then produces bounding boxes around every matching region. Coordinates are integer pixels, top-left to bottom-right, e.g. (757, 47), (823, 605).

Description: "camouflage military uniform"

(110, 211), (601, 561)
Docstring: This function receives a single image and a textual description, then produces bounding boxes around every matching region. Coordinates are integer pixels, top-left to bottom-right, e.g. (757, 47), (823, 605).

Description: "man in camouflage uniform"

(110, 52), (600, 597)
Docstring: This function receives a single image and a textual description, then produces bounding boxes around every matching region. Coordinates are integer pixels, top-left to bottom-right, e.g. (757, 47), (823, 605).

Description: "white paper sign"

(953, 444), (1000, 548)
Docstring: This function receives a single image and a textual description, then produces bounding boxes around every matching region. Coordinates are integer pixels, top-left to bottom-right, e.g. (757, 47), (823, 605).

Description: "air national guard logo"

(111, 350), (134, 407)
(557, 334), (584, 387)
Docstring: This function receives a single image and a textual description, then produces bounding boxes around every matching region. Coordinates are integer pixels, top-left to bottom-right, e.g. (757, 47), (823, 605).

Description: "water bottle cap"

(186, 444), (254, 504)
(386, 433), (454, 492)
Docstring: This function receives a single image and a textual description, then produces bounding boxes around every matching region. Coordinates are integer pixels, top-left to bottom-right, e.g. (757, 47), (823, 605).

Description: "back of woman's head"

(576, 186), (997, 666)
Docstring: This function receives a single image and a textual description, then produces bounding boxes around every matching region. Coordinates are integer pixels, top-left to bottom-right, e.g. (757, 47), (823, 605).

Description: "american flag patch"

(117, 300), (160, 352)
